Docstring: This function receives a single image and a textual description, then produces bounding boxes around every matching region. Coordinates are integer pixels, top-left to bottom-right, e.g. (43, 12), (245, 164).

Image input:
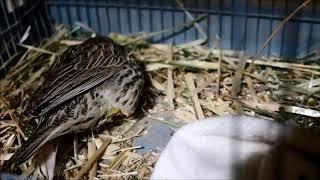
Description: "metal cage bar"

(0, 0), (53, 72)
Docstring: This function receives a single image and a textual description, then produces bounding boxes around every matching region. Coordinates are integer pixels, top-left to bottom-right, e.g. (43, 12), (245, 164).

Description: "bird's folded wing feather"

(32, 66), (122, 116)
(27, 39), (126, 116)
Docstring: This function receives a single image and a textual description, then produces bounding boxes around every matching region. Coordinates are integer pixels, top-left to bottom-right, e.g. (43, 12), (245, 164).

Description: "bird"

(2, 36), (145, 172)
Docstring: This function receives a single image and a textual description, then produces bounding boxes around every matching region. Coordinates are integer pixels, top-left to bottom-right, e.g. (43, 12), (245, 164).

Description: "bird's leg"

(96, 107), (121, 128)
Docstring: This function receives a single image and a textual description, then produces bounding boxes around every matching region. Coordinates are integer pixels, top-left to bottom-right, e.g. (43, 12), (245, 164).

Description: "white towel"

(152, 115), (320, 180)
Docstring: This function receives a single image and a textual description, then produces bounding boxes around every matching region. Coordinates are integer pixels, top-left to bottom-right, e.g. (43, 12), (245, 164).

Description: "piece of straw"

(248, 0), (312, 71)
(185, 73), (205, 119)
(88, 138), (97, 179)
(74, 137), (112, 179)
(166, 44), (175, 109)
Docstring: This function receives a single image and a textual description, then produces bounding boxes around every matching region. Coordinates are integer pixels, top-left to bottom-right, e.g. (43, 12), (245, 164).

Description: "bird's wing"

(33, 66), (122, 116)
(27, 37), (127, 116)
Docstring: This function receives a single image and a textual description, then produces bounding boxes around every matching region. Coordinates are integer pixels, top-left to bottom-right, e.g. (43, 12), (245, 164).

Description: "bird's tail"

(1, 127), (53, 172)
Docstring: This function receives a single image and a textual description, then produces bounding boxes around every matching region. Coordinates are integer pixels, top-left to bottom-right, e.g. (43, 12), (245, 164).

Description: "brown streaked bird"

(3, 37), (145, 171)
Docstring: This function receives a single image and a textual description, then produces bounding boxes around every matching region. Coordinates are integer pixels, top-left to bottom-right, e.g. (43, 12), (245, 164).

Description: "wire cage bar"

(0, 0), (52, 73)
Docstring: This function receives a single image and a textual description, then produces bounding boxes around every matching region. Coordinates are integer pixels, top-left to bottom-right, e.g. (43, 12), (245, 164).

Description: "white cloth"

(152, 115), (320, 180)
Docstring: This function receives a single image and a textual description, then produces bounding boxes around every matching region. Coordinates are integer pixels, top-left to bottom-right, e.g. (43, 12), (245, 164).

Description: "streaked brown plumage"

(3, 37), (145, 170)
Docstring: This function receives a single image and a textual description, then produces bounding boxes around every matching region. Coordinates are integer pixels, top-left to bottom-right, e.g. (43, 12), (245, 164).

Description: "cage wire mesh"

(0, 0), (52, 73)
